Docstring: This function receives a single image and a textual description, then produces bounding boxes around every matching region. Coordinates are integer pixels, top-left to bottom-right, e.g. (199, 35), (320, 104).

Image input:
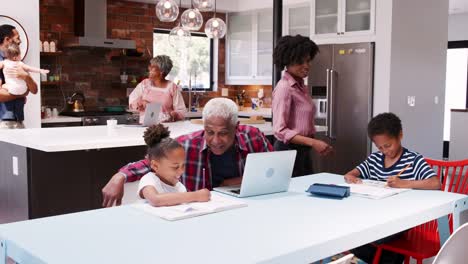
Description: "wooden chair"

(372, 158), (468, 264)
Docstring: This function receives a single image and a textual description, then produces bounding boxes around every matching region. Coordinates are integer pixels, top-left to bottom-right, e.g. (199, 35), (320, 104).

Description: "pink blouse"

(129, 79), (186, 123)
(272, 71), (316, 144)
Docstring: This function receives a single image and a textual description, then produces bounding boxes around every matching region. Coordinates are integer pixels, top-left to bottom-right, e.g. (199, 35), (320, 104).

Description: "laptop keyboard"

(230, 189), (241, 194)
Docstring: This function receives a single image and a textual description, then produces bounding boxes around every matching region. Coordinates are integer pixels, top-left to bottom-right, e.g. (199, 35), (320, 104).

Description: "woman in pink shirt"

(272, 35), (333, 177)
(129, 55), (186, 123)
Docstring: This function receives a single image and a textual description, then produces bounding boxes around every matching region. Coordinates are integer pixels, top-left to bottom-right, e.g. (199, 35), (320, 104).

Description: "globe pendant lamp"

(193, 0), (214, 11)
(156, 0), (179, 22)
(204, 0), (226, 39)
(169, 24), (191, 48)
(181, 0), (203, 31)
(169, 0), (191, 49)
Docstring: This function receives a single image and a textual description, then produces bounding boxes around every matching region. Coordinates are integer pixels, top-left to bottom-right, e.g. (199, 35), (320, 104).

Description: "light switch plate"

(12, 156), (18, 176)
(407, 96), (416, 107)
(221, 88), (229, 97)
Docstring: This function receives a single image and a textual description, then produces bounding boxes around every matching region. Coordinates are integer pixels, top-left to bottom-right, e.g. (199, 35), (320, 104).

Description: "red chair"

(372, 158), (468, 264)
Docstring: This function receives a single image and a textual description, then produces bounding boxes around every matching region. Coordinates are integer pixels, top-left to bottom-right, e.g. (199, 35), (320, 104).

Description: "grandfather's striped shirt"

(356, 148), (436, 181)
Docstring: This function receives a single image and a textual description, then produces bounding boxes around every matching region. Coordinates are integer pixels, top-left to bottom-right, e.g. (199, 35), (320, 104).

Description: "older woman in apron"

(129, 55), (186, 123)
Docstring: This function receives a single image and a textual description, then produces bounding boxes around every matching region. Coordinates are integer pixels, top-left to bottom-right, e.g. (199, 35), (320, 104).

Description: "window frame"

(153, 29), (214, 91)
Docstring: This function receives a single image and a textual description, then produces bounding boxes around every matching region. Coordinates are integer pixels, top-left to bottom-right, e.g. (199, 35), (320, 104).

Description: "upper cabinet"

(311, 0), (375, 41)
(284, 3), (311, 37)
(226, 9), (273, 85)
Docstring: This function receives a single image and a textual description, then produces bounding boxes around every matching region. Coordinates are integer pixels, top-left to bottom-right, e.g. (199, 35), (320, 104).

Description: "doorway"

(444, 41), (468, 158)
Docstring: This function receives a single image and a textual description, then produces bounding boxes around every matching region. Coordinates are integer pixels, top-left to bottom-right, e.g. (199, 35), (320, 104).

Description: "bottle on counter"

(43, 41), (50, 52)
(49, 41), (56, 52)
(39, 41), (43, 52)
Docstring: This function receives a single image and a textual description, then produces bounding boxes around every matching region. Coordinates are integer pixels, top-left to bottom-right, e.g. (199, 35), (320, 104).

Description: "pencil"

(396, 163), (411, 177)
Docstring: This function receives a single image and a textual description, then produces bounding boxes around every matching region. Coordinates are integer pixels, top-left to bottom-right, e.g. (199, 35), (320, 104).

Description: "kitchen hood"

(63, 0), (136, 49)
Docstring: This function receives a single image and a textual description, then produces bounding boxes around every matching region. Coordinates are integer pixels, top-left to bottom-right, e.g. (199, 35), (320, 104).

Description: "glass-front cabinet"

(226, 9), (273, 85)
(284, 3), (311, 37)
(312, 0), (374, 38)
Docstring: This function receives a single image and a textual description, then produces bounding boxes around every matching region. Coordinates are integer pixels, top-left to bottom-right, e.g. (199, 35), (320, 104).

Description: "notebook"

(132, 193), (247, 221)
(343, 180), (411, 199)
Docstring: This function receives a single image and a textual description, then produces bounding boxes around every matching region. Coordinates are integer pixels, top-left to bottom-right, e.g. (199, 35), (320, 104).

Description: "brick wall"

(40, 0), (272, 110)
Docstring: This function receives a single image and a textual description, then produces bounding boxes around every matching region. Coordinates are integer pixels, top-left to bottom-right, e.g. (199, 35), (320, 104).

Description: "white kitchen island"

(0, 121), (273, 152)
(0, 121), (273, 224)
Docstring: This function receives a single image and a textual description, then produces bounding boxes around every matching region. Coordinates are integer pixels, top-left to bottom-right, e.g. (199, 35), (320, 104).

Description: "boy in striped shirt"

(344, 112), (441, 190)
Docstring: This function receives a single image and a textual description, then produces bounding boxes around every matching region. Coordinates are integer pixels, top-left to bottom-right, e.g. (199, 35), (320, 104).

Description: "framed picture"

(0, 15), (29, 60)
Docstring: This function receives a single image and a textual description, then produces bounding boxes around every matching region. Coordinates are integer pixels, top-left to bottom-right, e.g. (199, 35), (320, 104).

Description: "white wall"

(448, 13), (468, 41)
(2, 0), (41, 128)
(388, 0), (448, 159)
(373, 0), (393, 117)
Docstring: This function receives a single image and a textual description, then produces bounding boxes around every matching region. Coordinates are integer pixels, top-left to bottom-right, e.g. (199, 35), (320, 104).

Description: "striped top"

(272, 71), (316, 144)
(356, 148), (436, 181)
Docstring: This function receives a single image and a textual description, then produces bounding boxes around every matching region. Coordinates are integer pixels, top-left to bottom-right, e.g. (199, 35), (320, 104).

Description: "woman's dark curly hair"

(143, 124), (182, 160)
(367, 112), (402, 139)
(273, 35), (319, 68)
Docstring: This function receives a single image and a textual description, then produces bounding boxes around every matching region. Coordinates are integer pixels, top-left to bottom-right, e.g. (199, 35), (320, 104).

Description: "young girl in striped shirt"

(344, 112), (441, 190)
(137, 124), (210, 206)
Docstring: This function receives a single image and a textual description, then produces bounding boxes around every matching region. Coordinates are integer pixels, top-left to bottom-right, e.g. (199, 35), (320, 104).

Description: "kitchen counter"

(0, 121), (272, 223)
(185, 108), (272, 119)
(41, 116), (82, 123)
(239, 108), (272, 118)
(0, 121), (273, 152)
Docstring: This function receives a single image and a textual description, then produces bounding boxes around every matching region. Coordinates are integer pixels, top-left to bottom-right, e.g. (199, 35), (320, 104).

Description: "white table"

(1, 174), (467, 264)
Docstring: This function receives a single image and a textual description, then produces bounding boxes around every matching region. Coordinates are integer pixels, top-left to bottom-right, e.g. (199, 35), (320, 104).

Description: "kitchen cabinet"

(311, 0), (375, 41)
(226, 9), (273, 85)
(283, 2), (311, 37)
(0, 141), (147, 223)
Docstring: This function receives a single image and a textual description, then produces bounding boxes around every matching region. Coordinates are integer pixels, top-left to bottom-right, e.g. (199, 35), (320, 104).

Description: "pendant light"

(204, 0), (226, 39)
(156, 0), (179, 22)
(169, 0), (191, 48)
(181, 0), (204, 31)
(193, 0), (214, 11)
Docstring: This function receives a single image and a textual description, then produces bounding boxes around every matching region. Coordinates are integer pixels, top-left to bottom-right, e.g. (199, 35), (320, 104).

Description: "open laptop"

(126, 102), (161, 127)
(213, 150), (297, 198)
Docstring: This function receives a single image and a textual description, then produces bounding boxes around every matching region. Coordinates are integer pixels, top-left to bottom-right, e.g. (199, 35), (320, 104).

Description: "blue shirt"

(357, 148), (436, 181)
(0, 50), (8, 120)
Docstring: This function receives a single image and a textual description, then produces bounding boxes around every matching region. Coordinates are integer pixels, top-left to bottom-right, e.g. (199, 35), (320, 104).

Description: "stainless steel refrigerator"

(309, 42), (374, 174)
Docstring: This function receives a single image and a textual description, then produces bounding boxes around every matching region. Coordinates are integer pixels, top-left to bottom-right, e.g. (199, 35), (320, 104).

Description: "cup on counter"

(107, 119), (117, 129)
(45, 108), (52, 118)
(52, 108), (59, 117)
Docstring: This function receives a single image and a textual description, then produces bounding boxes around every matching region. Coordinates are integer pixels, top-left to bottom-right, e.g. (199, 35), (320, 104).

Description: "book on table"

(132, 192), (248, 221)
(343, 180), (411, 199)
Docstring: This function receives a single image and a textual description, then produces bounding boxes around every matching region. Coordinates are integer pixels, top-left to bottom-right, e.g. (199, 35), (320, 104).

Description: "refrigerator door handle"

(325, 68), (330, 136)
(328, 69), (336, 140)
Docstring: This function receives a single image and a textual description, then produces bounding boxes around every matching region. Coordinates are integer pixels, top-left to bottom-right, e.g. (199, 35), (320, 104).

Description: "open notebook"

(343, 180), (411, 199)
(132, 193), (247, 221)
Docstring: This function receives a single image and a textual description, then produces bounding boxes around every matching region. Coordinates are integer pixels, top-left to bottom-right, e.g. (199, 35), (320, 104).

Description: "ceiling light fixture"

(181, 0), (204, 31)
(204, 0), (226, 39)
(168, 0), (191, 48)
(193, 0), (214, 11)
(155, 0), (179, 22)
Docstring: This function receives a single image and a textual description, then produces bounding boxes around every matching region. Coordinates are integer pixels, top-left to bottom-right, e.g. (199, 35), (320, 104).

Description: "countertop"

(185, 108), (272, 119)
(0, 121), (273, 152)
(41, 116), (82, 123)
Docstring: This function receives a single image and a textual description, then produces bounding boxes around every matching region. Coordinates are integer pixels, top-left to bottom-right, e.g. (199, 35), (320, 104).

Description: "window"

(153, 29), (213, 90)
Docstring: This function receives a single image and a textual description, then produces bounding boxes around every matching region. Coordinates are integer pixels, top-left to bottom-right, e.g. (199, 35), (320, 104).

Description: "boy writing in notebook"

(345, 113), (441, 263)
(344, 112), (440, 190)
